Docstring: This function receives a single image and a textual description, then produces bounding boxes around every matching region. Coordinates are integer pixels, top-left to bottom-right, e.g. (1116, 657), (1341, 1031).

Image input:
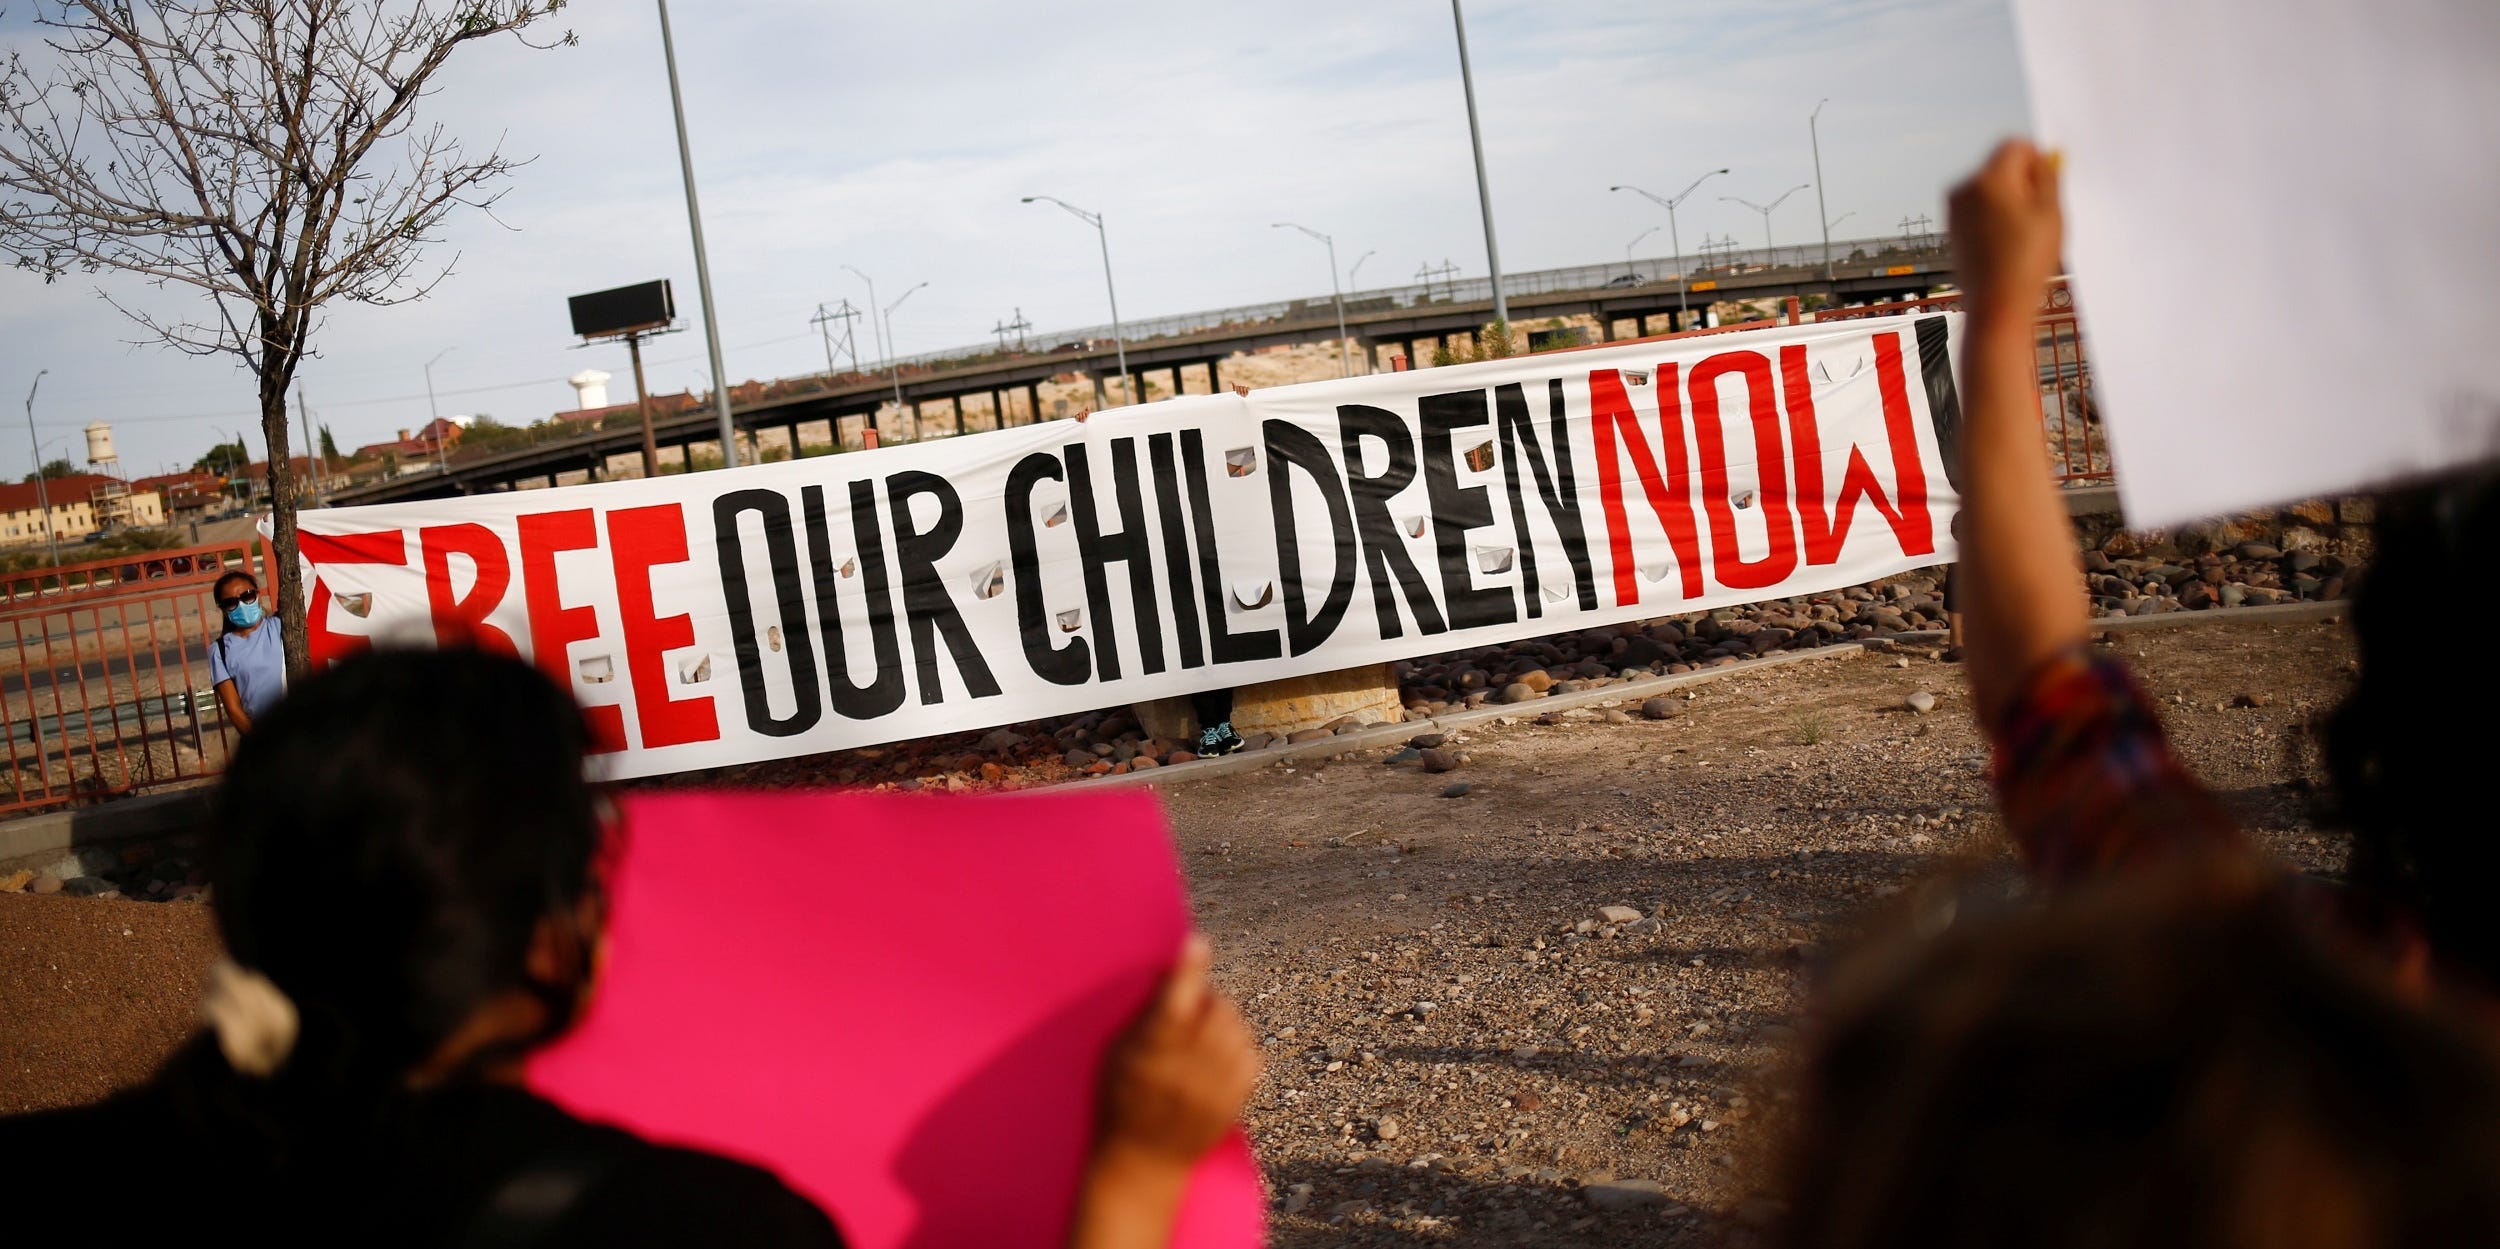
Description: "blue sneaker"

(1197, 720), (1243, 757)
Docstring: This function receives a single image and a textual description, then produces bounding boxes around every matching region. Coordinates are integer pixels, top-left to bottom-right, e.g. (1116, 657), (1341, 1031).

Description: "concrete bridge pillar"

(1025, 383), (1043, 426)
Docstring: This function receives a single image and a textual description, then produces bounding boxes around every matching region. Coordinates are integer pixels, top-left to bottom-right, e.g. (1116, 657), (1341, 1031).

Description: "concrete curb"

(1073, 643), (1869, 793)
(0, 784), (215, 877)
(1071, 598), (2352, 793)
(2091, 599), (2342, 632)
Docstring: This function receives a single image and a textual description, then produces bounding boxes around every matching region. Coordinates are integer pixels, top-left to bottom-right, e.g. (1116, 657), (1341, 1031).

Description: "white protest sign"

(2012, 0), (2500, 525)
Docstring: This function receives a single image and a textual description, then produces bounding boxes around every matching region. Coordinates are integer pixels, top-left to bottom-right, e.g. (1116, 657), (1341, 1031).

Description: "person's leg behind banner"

(1189, 688), (1242, 758)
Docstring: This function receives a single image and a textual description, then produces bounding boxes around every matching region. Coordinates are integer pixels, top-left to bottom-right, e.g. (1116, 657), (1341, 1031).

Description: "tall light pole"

(841, 265), (886, 372)
(1274, 222), (1352, 377)
(1622, 225), (1659, 280)
(1449, 0), (1508, 327)
(22, 371), (57, 567)
(1347, 250), (1377, 372)
(1612, 170), (1728, 323)
(655, 0), (738, 468)
(883, 281), (928, 438)
(1810, 99), (1836, 283)
(423, 346), (455, 475)
(1720, 184), (1813, 257)
(1022, 195), (1131, 404)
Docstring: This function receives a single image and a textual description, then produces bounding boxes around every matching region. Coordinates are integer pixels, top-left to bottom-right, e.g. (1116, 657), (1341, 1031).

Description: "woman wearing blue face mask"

(209, 570), (289, 733)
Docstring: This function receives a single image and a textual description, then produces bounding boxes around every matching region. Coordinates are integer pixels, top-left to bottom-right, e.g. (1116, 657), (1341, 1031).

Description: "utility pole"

(423, 346), (454, 476)
(1810, 99), (1836, 284)
(1448, 0), (1508, 326)
(23, 371), (57, 567)
(295, 382), (325, 508)
(655, 0), (738, 468)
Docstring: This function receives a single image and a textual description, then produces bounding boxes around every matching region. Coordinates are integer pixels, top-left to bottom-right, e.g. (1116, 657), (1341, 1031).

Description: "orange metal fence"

(1805, 278), (2108, 484)
(0, 541), (263, 814)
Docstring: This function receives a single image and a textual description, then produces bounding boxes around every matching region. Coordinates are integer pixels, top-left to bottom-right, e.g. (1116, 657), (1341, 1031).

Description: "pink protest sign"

(528, 789), (1264, 1248)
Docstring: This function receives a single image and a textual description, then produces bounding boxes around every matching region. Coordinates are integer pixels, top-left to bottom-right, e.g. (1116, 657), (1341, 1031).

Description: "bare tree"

(0, 1), (571, 677)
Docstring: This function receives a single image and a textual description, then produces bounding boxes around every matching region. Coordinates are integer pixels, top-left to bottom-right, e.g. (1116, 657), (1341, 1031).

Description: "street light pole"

(23, 371), (57, 567)
(883, 281), (928, 438)
(1274, 222), (1352, 377)
(1612, 169), (1729, 324)
(423, 346), (455, 476)
(655, 0), (738, 469)
(1347, 250), (1377, 372)
(1022, 195), (1131, 404)
(841, 265), (886, 371)
(1622, 226), (1659, 280)
(841, 264), (889, 436)
(1810, 99), (1836, 284)
(1720, 184), (1813, 257)
(1449, 0), (1508, 329)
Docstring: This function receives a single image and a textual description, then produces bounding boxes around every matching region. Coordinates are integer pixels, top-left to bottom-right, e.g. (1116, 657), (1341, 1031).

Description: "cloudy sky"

(0, 0), (2028, 478)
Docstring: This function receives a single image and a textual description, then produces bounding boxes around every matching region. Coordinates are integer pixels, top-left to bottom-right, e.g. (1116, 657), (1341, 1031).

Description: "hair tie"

(200, 960), (300, 1078)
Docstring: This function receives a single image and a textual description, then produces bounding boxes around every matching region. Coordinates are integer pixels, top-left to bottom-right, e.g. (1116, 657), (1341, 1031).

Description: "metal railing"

(0, 540), (265, 814)
(878, 231), (1950, 372)
(1809, 278), (2108, 484)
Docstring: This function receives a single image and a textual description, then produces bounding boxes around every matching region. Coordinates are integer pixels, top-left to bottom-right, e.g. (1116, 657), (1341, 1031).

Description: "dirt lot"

(0, 612), (2354, 1244)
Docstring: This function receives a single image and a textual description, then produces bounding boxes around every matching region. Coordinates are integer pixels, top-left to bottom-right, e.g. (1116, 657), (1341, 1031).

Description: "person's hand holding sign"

(1069, 933), (1260, 1249)
(1949, 138), (2064, 325)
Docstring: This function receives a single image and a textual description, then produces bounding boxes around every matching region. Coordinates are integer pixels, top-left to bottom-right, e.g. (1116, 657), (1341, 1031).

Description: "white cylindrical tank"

(83, 421), (116, 464)
(569, 369), (612, 411)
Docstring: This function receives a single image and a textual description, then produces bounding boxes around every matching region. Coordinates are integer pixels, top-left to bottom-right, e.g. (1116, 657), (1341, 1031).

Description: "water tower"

(85, 420), (132, 530)
(569, 369), (612, 411)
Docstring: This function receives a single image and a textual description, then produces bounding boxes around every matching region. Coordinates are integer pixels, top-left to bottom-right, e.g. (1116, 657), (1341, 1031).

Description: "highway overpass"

(327, 236), (1951, 507)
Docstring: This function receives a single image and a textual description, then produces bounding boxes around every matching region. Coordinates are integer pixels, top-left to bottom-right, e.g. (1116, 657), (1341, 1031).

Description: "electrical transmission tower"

(810, 299), (863, 378)
(1416, 258), (1460, 302)
(992, 306), (1033, 353)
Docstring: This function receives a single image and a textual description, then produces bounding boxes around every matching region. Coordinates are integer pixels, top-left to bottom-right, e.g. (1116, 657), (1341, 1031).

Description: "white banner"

(294, 315), (1963, 779)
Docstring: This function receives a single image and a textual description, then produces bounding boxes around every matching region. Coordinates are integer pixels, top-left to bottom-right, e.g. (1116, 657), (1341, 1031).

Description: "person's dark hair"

(1782, 857), (2500, 1249)
(213, 569), (257, 601)
(211, 647), (604, 1096)
(2325, 468), (2500, 991)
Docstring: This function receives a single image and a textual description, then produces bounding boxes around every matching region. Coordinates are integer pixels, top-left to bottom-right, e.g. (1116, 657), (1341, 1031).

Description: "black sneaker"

(1197, 721), (1244, 757)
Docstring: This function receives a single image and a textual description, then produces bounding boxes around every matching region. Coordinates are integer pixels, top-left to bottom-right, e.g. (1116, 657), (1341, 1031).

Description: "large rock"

(1583, 1178), (1671, 1211)
(1131, 662), (1403, 742)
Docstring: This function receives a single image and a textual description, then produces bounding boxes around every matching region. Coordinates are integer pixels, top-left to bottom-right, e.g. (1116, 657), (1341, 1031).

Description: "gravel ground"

(1166, 613), (2352, 1247)
(0, 613), (2354, 1246)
